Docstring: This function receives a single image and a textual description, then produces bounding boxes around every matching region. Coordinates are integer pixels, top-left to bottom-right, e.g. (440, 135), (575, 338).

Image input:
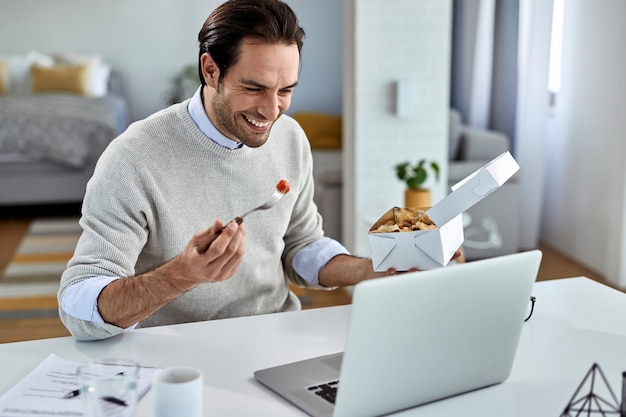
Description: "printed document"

(0, 353), (159, 417)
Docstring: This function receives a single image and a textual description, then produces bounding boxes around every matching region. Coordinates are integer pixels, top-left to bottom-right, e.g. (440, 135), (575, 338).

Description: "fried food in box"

(369, 207), (437, 233)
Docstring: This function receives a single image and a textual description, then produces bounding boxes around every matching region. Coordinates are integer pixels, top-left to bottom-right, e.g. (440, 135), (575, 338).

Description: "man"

(58, 0), (443, 342)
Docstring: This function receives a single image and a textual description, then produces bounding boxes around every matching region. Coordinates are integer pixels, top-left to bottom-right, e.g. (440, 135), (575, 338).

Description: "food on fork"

(369, 207), (437, 233)
(196, 179), (291, 254)
(277, 179), (290, 194)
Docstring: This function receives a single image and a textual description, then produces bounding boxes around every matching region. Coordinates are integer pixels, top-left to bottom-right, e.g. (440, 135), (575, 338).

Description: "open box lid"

(426, 151), (519, 227)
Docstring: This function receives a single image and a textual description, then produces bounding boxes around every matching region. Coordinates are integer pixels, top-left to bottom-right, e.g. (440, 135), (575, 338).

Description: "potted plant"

(166, 64), (200, 105)
(394, 159), (440, 208)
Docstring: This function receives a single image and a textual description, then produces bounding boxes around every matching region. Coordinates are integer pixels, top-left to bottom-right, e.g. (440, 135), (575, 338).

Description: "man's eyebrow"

(240, 79), (299, 89)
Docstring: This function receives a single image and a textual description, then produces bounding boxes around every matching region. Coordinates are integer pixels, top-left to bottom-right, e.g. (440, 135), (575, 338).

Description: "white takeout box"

(368, 151), (520, 271)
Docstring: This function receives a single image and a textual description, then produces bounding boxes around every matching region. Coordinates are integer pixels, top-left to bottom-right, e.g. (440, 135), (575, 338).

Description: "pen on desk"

(63, 371), (126, 399)
(102, 396), (128, 407)
(63, 389), (128, 407)
(63, 388), (81, 399)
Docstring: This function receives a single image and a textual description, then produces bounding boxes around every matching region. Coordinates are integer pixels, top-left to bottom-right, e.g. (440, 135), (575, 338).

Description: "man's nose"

(258, 93), (284, 120)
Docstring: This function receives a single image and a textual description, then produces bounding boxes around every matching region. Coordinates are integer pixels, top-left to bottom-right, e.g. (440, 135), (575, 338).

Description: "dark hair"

(197, 0), (305, 85)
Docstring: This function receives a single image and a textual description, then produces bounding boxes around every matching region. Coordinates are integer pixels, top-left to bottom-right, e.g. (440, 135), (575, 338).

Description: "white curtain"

(452, 0), (554, 250)
(515, 0), (553, 249)
(467, 0), (495, 129)
(451, 0), (518, 140)
(452, 0), (495, 129)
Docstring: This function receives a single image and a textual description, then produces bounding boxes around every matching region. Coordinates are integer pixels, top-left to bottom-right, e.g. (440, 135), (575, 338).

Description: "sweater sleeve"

(58, 135), (152, 341)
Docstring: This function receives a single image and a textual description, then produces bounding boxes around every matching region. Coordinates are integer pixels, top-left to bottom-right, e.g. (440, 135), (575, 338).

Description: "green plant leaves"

(394, 159), (440, 189)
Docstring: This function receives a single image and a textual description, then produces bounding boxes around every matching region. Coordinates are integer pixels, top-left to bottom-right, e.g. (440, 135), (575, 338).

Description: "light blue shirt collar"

(188, 86), (244, 150)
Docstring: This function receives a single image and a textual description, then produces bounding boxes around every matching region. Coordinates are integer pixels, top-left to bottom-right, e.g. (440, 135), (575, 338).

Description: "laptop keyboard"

(307, 380), (339, 404)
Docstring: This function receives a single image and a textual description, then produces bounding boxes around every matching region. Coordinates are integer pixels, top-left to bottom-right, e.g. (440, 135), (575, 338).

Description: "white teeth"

(244, 115), (270, 128)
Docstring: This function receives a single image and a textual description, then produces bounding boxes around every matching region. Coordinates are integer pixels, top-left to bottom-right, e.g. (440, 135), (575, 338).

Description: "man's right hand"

(97, 219), (245, 329)
(177, 219), (246, 286)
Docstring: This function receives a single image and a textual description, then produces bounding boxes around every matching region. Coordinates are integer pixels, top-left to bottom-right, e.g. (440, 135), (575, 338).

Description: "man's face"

(202, 39), (300, 148)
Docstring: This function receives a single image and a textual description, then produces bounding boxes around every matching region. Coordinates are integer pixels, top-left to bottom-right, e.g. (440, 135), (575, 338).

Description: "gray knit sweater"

(58, 101), (325, 341)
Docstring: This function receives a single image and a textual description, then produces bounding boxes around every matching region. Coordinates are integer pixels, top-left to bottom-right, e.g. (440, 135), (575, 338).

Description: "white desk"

(2, 277), (626, 416)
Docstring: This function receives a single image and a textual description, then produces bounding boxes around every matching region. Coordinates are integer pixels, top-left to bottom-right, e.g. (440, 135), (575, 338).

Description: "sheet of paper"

(0, 353), (160, 417)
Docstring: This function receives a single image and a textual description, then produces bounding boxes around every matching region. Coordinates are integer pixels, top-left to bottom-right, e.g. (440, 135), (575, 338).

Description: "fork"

(197, 187), (288, 254)
(228, 188), (285, 226)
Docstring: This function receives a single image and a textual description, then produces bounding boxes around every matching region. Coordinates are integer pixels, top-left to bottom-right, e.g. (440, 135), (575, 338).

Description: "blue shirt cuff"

(61, 276), (137, 330)
(293, 238), (350, 285)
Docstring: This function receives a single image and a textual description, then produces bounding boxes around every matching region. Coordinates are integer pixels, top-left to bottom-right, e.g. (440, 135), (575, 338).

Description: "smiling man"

(202, 39), (300, 148)
(57, 0), (413, 342)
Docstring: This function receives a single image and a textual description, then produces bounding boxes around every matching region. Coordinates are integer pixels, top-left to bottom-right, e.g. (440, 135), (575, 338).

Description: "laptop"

(254, 250), (542, 417)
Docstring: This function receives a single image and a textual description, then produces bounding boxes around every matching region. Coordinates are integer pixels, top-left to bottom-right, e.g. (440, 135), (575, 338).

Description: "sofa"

(293, 112), (344, 243)
(448, 108), (521, 260)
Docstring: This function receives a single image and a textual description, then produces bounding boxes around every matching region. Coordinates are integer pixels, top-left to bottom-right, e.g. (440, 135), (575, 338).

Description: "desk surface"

(2, 277), (626, 416)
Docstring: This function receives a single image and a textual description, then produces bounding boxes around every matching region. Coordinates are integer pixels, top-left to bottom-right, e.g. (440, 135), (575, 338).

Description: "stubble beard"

(211, 91), (272, 149)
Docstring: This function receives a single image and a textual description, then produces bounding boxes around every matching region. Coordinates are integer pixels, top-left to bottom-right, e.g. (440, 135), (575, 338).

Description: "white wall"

(541, 0), (626, 286)
(343, 0), (451, 255)
(0, 0), (343, 122)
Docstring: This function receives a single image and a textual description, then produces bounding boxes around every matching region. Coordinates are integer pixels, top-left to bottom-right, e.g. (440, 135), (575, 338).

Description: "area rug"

(0, 217), (81, 299)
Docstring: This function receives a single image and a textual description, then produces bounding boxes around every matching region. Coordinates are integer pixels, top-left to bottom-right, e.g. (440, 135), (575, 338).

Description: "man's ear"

(200, 53), (220, 88)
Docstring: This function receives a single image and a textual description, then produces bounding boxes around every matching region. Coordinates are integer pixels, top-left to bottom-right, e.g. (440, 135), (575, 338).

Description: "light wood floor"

(0, 213), (611, 344)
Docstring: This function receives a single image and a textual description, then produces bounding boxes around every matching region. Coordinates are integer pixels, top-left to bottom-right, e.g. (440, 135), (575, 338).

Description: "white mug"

(152, 367), (203, 417)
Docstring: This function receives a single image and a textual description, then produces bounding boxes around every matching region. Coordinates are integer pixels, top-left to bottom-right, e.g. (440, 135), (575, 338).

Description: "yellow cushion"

(293, 112), (342, 149)
(0, 61), (6, 95)
(31, 64), (89, 95)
